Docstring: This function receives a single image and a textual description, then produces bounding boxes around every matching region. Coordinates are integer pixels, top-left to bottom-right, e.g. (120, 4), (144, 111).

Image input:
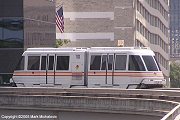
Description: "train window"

(16, 56), (24, 70)
(115, 55), (127, 70)
(48, 56), (54, 70)
(108, 55), (113, 70)
(128, 55), (145, 71)
(41, 56), (46, 70)
(90, 55), (101, 70)
(101, 55), (107, 70)
(142, 56), (158, 71)
(27, 56), (40, 70)
(153, 56), (161, 71)
(56, 56), (69, 70)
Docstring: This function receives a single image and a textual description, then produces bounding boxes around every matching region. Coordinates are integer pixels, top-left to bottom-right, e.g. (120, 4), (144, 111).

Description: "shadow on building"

(0, 0), (56, 84)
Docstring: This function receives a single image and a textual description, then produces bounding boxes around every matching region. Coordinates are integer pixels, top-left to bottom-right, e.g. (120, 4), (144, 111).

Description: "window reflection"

(0, 18), (23, 48)
(0, 19), (2, 40)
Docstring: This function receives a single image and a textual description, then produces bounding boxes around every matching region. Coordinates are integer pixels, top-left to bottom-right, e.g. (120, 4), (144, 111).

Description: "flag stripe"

(56, 7), (64, 33)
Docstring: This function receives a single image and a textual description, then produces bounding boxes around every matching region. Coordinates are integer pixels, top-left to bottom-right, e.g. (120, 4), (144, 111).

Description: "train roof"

(24, 47), (155, 55)
(26, 47), (88, 51)
(89, 47), (154, 55)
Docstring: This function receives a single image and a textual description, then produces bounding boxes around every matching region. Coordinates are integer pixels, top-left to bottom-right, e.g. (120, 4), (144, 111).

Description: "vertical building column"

(113, 0), (135, 47)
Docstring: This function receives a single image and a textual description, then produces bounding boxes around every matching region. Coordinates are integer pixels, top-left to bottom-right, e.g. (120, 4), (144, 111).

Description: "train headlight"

(141, 78), (166, 85)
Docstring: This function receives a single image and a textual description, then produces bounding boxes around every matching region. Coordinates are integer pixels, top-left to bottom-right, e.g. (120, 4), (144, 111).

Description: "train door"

(71, 53), (85, 87)
(101, 54), (114, 86)
(54, 54), (71, 88)
(41, 54), (56, 85)
(89, 53), (115, 87)
(114, 54), (128, 88)
(106, 54), (115, 85)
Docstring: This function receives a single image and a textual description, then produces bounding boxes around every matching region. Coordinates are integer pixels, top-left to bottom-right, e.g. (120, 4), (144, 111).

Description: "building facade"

(0, 0), (56, 83)
(169, 0), (180, 59)
(56, 0), (169, 81)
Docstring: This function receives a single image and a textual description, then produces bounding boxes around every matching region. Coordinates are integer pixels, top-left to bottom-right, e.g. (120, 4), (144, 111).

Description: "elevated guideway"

(0, 88), (180, 120)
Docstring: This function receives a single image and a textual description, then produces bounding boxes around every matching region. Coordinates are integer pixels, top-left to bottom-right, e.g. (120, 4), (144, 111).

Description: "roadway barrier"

(0, 93), (179, 118)
(161, 104), (180, 120)
(1, 88), (180, 119)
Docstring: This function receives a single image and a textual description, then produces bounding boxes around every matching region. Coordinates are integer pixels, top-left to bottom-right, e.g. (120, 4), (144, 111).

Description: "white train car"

(11, 47), (166, 89)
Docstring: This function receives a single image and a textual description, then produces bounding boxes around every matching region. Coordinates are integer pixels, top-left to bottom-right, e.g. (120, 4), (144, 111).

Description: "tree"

(170, 62), (180, 88)
(55, 39), (71, 48)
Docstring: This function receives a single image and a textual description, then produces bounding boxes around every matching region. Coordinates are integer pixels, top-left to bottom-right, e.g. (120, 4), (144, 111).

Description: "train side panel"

(12, 50), (86, 87)
(12, 47), (166, 88)
(87, 49), (166, 89)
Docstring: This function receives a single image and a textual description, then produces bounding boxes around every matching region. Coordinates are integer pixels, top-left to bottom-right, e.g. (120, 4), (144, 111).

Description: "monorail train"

(11, 47), (166, 89)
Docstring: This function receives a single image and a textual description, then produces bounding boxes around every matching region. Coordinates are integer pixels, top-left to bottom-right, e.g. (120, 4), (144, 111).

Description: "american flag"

(56, 6), (64, 33)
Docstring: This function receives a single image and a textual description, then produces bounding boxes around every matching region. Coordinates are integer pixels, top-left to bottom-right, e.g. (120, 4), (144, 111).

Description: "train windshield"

(15, 56), (24, 70)
(142, 55), (159, 71)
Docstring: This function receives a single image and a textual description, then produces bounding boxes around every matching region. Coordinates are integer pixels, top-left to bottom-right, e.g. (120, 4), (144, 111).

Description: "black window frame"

(115, 55), (127, 70)
(90, 55), (101, 70)
(41, 56), (47, 70)
(56, 56), (70, 71)
(101, 55), (107, 70)
(108, 55), (113, 70)
(27, 56), (40, 70)
(142, 55), (159, 71)
(128, 55), (146, 71)
(48, 56), (54, 70)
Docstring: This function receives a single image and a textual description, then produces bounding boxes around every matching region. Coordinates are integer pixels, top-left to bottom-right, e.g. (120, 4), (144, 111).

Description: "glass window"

(108, 55), (113, 70)
(56, 56), (69, 70)
(90, 55), (101, 70)
(27, 56), (40, 70)
(101, 55), (107, 70)
(0, 19), (2, 40)
(115, 55), (127, 70)
(128, 55), (145, 71)
(48, 56), (54, 70)
(41, 56), (46, 70)
(142, 56), (158, 71)
(2, 18), (24, 48)
(16, 56), (24, 70)
(153, 56), (161, 71)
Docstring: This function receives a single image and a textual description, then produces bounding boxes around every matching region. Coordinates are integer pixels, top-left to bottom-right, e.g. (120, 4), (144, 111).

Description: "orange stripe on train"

(13, 72), (83, 76)
(14, 71), (163, 77)
(88, 72), (163, 77)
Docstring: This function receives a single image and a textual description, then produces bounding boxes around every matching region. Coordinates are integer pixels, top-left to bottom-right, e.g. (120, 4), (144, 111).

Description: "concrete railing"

(0, 94), (178, 118)
(161, 104), (180, 120)
(1, 87), (180, 97)
(1, 88), (180, 119)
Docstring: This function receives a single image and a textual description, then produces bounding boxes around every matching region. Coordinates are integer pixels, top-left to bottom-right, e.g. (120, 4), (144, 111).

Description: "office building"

(56, 0), (169, 81)
(0, 0), (56, 83)
(169, 0), (180, 59)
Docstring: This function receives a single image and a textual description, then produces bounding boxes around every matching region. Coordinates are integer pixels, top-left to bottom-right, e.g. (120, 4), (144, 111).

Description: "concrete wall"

(0, 93), (178, 118)
(1, 88), (180, 120)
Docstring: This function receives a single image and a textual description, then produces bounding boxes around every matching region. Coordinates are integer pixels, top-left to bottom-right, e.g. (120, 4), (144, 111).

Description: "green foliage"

(55, 39), (71, 48)
(170, 62), (180, 88)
